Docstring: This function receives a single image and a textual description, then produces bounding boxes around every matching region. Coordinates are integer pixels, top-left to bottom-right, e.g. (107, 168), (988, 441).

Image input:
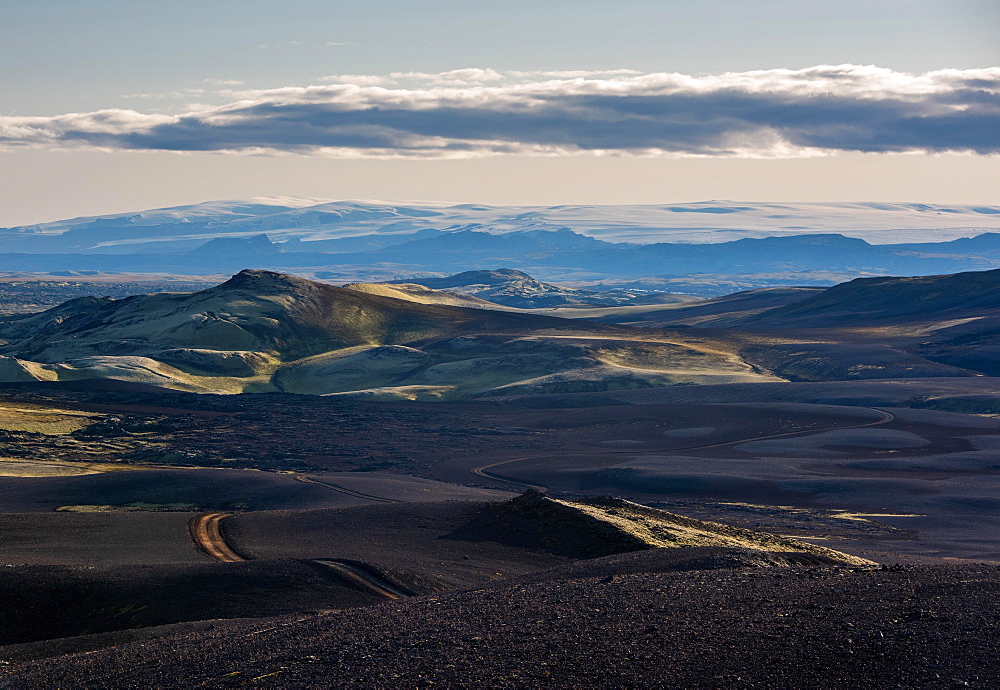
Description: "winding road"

(471, 462), (548, 492)
(293, 474), (400, 503)
(189, 512), (244, 562)
(471, 407), (897, 492)
(189, 511), (411, 600)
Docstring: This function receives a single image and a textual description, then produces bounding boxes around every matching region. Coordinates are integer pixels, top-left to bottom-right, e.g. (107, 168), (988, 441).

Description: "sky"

(1, 0), (998, 226)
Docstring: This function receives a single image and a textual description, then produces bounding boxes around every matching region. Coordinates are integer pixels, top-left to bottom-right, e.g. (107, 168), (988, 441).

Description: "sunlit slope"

(4, 267), (997, 394)
(527, 281), (994, 383)
(342, 282), (511, 310)
(466, 491), (873, 565)
(536, 287), (824, 327)
(273, 335), (776, 399)
(0, 270), (776, 397)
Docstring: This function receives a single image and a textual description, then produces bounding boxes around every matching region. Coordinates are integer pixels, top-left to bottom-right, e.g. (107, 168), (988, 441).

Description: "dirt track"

(312, 560), (413, 599)
(188, 513), (244, 563)
(190, 509), (412, 600)
(293, 475), (400, 503)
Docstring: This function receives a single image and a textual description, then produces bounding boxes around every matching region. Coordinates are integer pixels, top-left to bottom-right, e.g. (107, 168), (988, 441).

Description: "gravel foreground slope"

(4, 560), (998, 688)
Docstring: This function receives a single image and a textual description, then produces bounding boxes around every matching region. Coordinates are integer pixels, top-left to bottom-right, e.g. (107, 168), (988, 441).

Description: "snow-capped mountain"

(5, 199), (1000, 254)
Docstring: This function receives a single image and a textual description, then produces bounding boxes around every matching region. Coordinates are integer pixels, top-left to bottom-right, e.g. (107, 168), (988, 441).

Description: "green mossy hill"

(0, 270), (616, 362)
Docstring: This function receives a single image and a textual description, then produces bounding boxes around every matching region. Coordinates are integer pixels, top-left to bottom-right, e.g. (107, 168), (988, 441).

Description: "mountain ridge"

(9, 199), (1000, 247)
(5, 196), (1000, 290)
(0, 227), (996, 286)
(749, 268), (1000, 327)
(2, 266), (999, 395)
(5, 270), (737, 398)
(0, 269), (609, 363)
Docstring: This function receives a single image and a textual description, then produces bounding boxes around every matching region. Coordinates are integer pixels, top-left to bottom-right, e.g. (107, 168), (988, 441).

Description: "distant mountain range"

(4, 199), (1000, 292)
(9, 199), (1000, 249)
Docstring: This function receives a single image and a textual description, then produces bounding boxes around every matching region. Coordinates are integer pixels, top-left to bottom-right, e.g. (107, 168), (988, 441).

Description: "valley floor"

(1, 381), (999, 686)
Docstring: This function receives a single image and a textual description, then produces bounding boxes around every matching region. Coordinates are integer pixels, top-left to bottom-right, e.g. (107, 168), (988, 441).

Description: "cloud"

(316, 68), (506, 86)
(2, 66), (998, 158)
(507, 69), (642, 79)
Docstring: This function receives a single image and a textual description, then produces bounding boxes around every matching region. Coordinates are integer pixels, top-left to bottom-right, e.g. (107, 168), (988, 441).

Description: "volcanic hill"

(741, 268), (1000, 377)
(5, 266), (1000, 396)
(0, 270), (770, 398)
(750, 268), (1000, 327)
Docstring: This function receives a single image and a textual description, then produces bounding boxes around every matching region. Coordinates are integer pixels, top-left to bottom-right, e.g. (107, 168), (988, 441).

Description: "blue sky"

(1, 1), (997, 225)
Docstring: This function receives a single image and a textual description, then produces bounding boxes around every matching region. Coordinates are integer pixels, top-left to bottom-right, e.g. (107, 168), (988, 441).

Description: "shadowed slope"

(9, 563), (994, 688)
(744, 268), (1000, 376)
(750, 268), (1000, 328)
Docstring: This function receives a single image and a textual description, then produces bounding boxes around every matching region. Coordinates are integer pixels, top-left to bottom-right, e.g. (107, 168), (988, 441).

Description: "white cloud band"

(2, 65), (997, 158)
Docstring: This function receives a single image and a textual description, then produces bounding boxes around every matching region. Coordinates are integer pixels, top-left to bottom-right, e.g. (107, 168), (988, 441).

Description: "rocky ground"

(3, 558), (998, 687)
(0, 386), (537, 473)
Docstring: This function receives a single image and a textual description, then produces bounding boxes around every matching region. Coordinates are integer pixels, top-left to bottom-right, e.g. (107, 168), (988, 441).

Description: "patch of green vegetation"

(80, 603), (152, 635)
(0, 589), (155, 647)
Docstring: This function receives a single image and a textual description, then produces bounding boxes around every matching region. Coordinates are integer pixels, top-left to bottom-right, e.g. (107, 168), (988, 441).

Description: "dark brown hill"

(749, 268), (1000, 328)
(542, 286), (824, 327)
(740, 268), (1000, 376)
